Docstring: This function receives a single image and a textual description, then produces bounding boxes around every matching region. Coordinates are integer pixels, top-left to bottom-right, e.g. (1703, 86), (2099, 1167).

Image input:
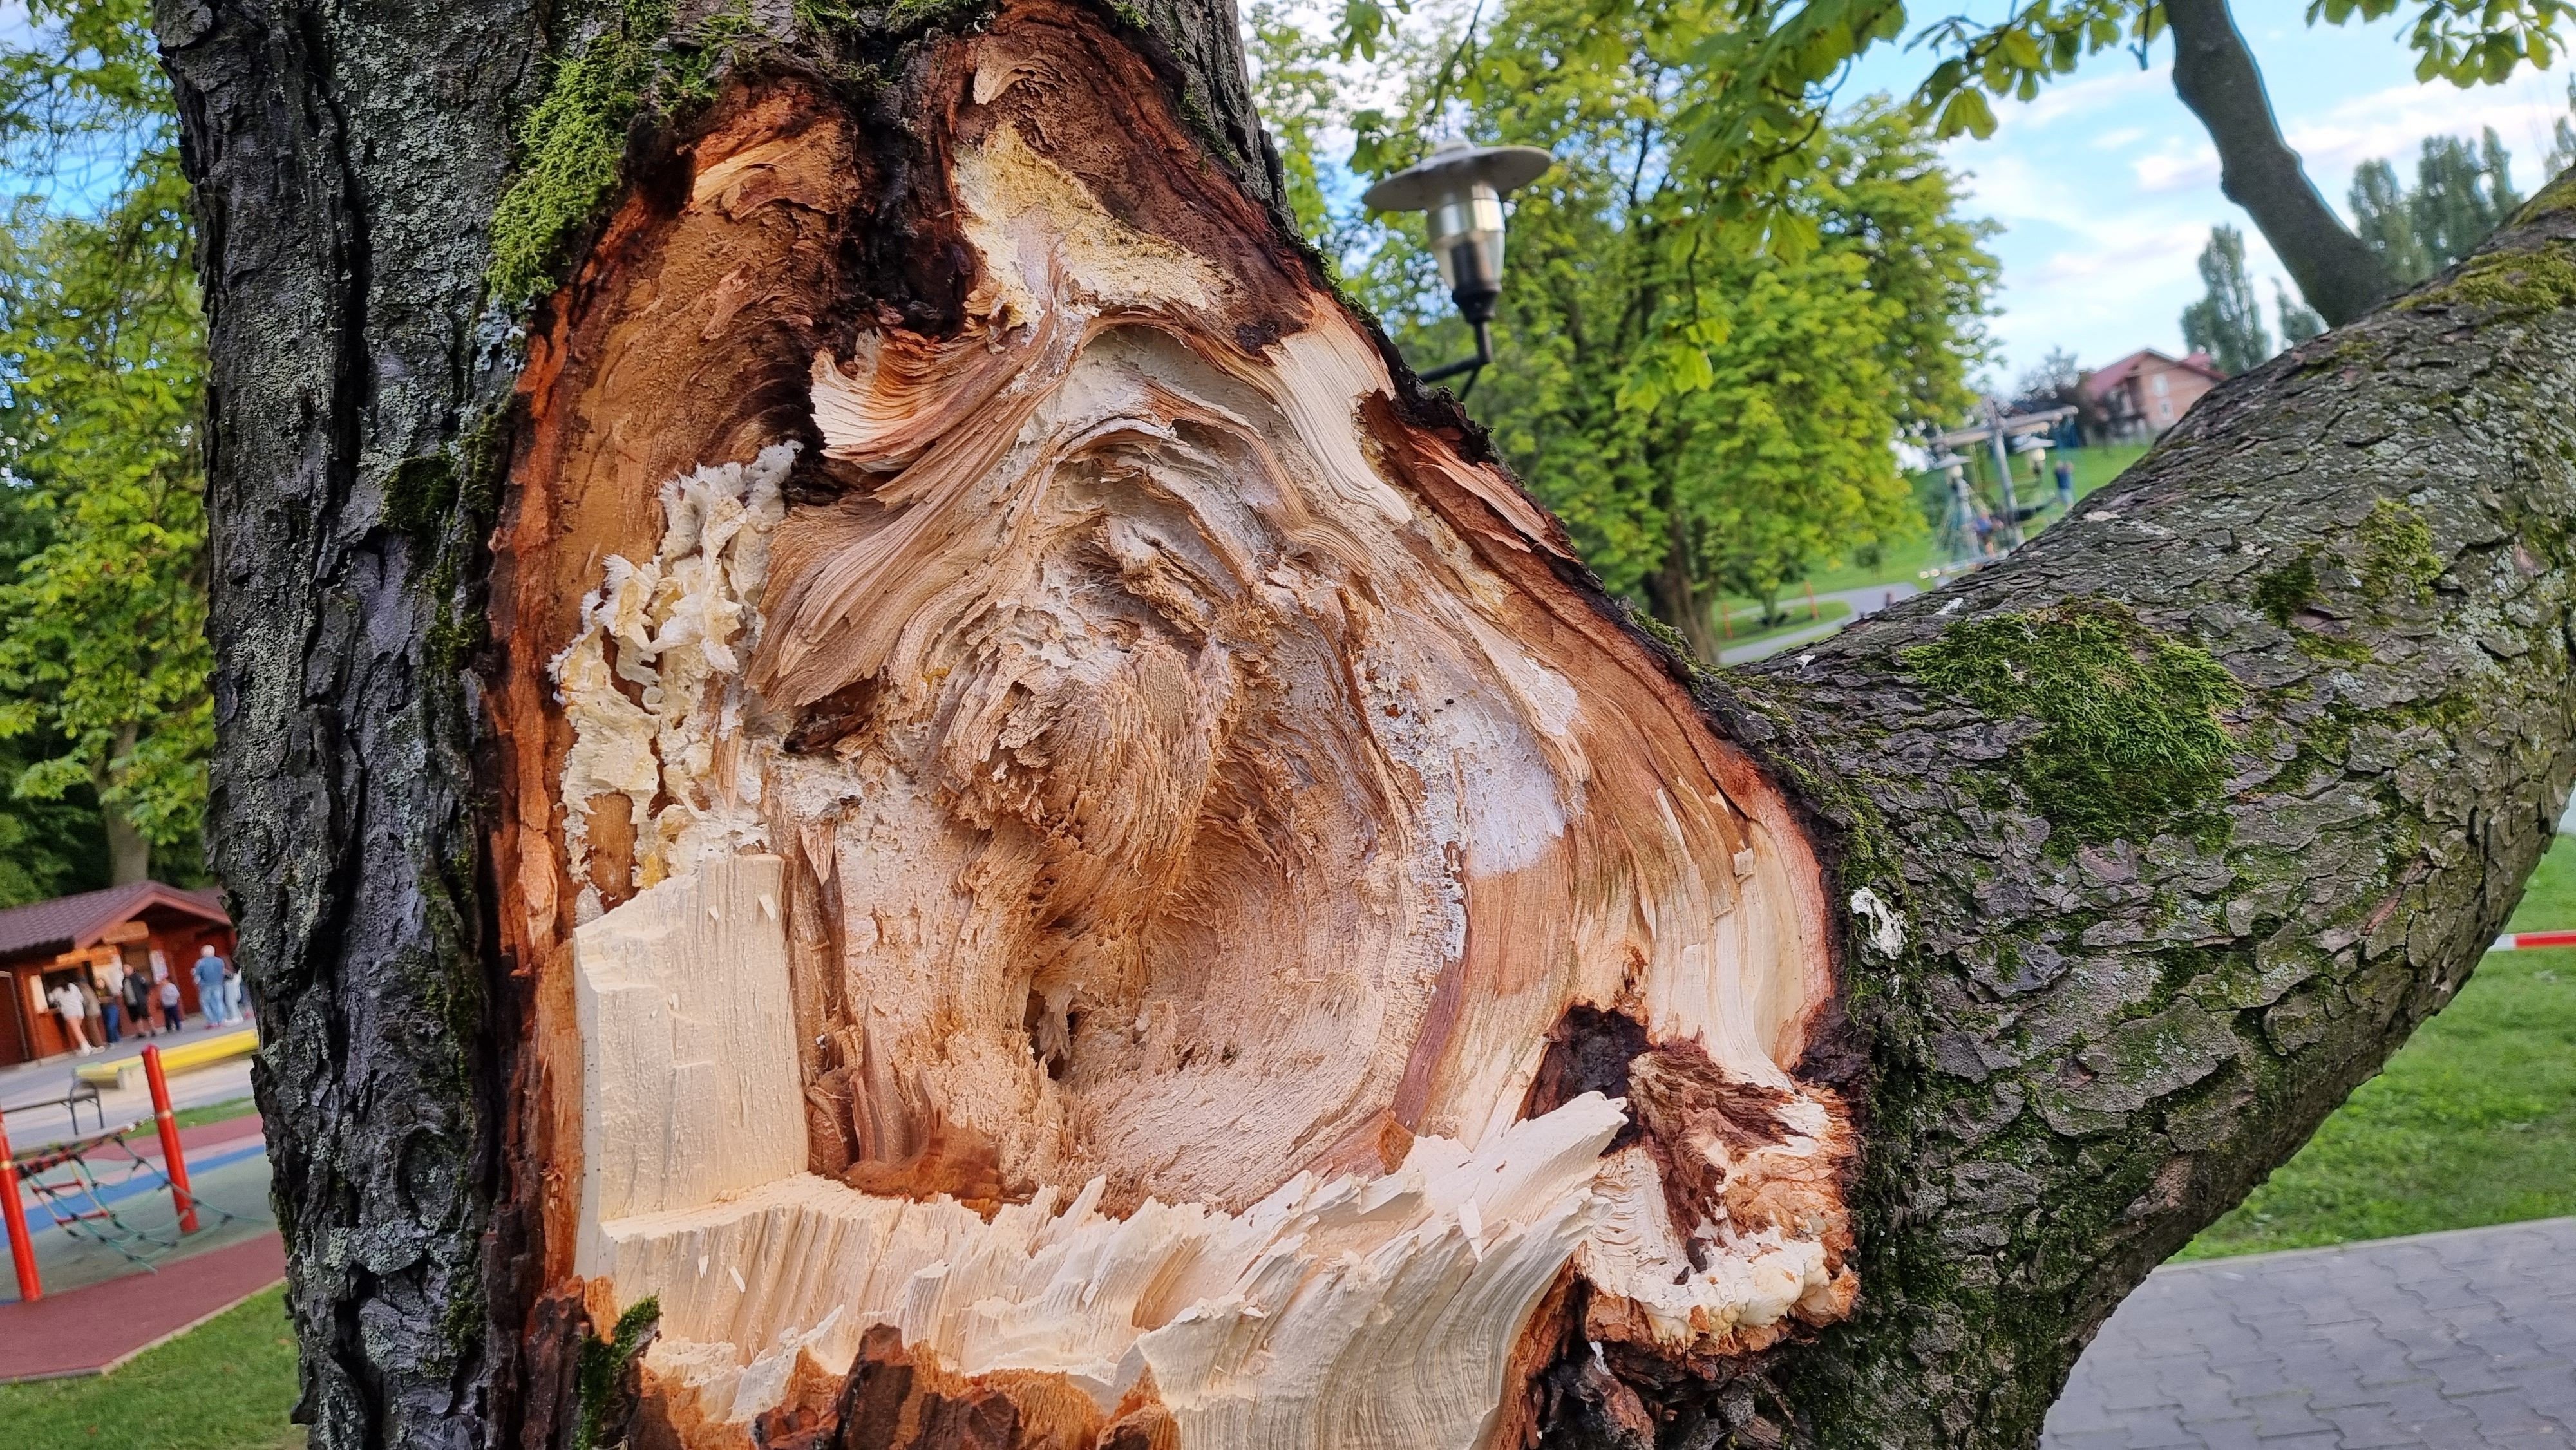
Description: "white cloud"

(2031, 221), (2212, 286)
(2286, 69), (2575, 194)
(2093, 126), (2150, 150)
(2134, 141), (2220, 193)
(1994, 61), (2173, 133)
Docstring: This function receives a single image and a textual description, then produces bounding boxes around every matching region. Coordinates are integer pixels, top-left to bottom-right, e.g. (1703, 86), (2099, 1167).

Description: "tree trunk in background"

(155, 0), (2576, 1440)
(105, 813), (149, 885)
(1651, 517), (1725, 663)
(104, 722), (151, 883)
(2166, 0), (2398, 326)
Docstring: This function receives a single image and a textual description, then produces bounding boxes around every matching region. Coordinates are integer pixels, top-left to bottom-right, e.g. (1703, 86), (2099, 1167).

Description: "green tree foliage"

(2351, 158), (2433, 282)
(1261, 0), (1994, 659)
(2350, 127), (2526, 285)
(2276, 281), (2327, 345)
(2548, 77), (2576, 176)
(2179, 225), (2272, 375)
(1330, 0), (2573, 289)
(0, 0), (211, 887)
(2010, 346), (2083, 414)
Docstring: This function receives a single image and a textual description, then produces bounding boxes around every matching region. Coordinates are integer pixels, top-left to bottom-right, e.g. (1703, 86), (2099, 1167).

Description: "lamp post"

(1361, 139), (1553, 399)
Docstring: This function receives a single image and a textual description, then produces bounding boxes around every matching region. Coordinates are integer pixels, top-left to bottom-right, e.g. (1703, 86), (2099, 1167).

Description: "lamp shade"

(1361, 141), (1553, 323)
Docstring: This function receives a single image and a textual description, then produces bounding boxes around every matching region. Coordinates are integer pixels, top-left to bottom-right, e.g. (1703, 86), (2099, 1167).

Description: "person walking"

(193, 944), (229, 1030)
(221, 955), (245, 1025)
(156, 973), (181, 1035)
(50, 977), (93, 1055)
(122, 965), (154, 1037)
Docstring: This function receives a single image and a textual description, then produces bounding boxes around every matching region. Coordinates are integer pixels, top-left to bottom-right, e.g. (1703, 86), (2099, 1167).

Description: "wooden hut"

(0, 883), (234, 1066)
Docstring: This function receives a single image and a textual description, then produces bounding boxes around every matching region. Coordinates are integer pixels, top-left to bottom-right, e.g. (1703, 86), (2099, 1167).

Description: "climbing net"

(12, 1125), (245, 1272)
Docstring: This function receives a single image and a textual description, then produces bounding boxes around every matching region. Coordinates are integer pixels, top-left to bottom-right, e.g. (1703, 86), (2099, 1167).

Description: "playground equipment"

(0, 1043), (236, 1301)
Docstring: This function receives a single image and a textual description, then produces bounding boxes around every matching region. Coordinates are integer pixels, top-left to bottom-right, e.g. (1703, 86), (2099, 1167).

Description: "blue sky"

(1836, 1), (2576, 386)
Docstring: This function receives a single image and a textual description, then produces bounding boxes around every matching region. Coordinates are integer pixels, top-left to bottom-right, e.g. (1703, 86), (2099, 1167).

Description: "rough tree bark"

(2165, 0), (2398, 326)
(155, 0), (2576, 1445)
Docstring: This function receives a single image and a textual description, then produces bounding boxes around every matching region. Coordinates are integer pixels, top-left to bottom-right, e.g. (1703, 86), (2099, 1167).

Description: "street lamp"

(1361, 139), (1554, 397)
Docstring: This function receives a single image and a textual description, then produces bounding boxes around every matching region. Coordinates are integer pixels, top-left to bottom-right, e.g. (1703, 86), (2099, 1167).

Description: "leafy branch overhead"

(1258, 0), (1996, 660)
(1331, 0), (2575, 215)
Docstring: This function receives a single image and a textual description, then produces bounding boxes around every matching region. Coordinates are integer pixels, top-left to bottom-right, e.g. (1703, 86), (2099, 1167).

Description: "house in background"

(2078, 348), (2227, 442)
(0, 882), (234, 1065)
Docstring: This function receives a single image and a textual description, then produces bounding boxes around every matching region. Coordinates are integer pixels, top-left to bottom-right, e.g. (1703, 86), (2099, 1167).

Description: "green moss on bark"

(1900, 599), (2244, 841)
(2412, 242), (2576, 319)
(383, 453), (459, 538)
(573, 1297), (660, 1450)
(2358, 498), (2441, 604)
(485, 0), (815, 312)
(486, 28), (657, 312)
(2250, 551), (2318, 627)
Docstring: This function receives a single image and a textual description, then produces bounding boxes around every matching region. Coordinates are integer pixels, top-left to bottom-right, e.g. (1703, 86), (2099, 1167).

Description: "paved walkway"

(1718, 581), (1922, 666)
(0, 1015), (256, 1149)
(2044, 1218), (2576, 1449)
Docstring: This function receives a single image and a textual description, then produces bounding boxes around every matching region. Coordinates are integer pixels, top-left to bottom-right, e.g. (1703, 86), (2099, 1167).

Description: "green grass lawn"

(1713, 597), (1852, 649)
(2183, 835), (2576, 1258)
(1, 1285), (301, 1450)
(1729, 440), (2154, 610)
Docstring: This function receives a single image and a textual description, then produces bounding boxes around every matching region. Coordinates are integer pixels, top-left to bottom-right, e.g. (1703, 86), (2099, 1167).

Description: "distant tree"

(2275, 281), (2327, 346)
(2351, 128), (2526, 287)
(0, 478), (111, 906)
(2412, 130), (2523, 265)
(2011, 345), (2083, 413)
(0, 0), (211, 887)
(2350, 159), (2434, 284)
(2181, 225), (2272, 375)
(2545, 77), (2576, 180)
(1274, 0), (1996, 660)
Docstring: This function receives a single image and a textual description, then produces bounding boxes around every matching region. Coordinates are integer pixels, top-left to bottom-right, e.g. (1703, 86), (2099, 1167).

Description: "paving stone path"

(2043, 1218), (2576, 1449)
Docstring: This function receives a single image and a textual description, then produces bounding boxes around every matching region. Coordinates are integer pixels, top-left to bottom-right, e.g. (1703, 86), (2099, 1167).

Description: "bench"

(0, 1078), (105, 1136)
(73, 1028), (260, 1092)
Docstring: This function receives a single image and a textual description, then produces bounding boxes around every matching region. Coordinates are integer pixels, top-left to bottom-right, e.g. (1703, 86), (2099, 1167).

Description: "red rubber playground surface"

(0, 1100), (282, 1382)
(0, 1229), (283, 1380)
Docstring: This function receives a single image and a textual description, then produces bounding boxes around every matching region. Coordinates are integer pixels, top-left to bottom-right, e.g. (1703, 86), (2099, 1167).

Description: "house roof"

(2079, 348), (2227, 399)
(0, 881), (229, 963)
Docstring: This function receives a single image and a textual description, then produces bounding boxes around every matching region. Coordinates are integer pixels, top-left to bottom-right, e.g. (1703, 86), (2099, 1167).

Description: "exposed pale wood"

(504, 11), (1853, 1444)
(574, 852), (806, 1266)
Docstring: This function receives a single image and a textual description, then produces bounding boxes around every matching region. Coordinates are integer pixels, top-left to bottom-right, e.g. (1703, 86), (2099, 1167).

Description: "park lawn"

(2183, 834), (2576, 1258)
(121, 1095), (260, 1137)
(1745, 440), (2154, 605)
(1712, 597), (1852, 650)
(1, 1285), (301, 1450)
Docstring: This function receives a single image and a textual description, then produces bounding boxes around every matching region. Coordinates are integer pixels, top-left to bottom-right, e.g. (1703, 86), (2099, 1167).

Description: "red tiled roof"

(2081, 348), (2229, 399)
(0, 881), (229, 962)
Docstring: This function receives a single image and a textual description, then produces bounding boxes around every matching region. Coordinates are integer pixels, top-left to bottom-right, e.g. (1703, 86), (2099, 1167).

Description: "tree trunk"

(156, 0), (2576, 1443)
(104, 722), (153, 883)
(1649, 514), (1724, 663)
(2165, 0), (2398, 326)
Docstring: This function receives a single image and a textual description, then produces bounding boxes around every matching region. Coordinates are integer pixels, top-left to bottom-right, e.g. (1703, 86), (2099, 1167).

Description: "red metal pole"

(144, 1044), (198, 1233)
(0, 1102), (40, 1301)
